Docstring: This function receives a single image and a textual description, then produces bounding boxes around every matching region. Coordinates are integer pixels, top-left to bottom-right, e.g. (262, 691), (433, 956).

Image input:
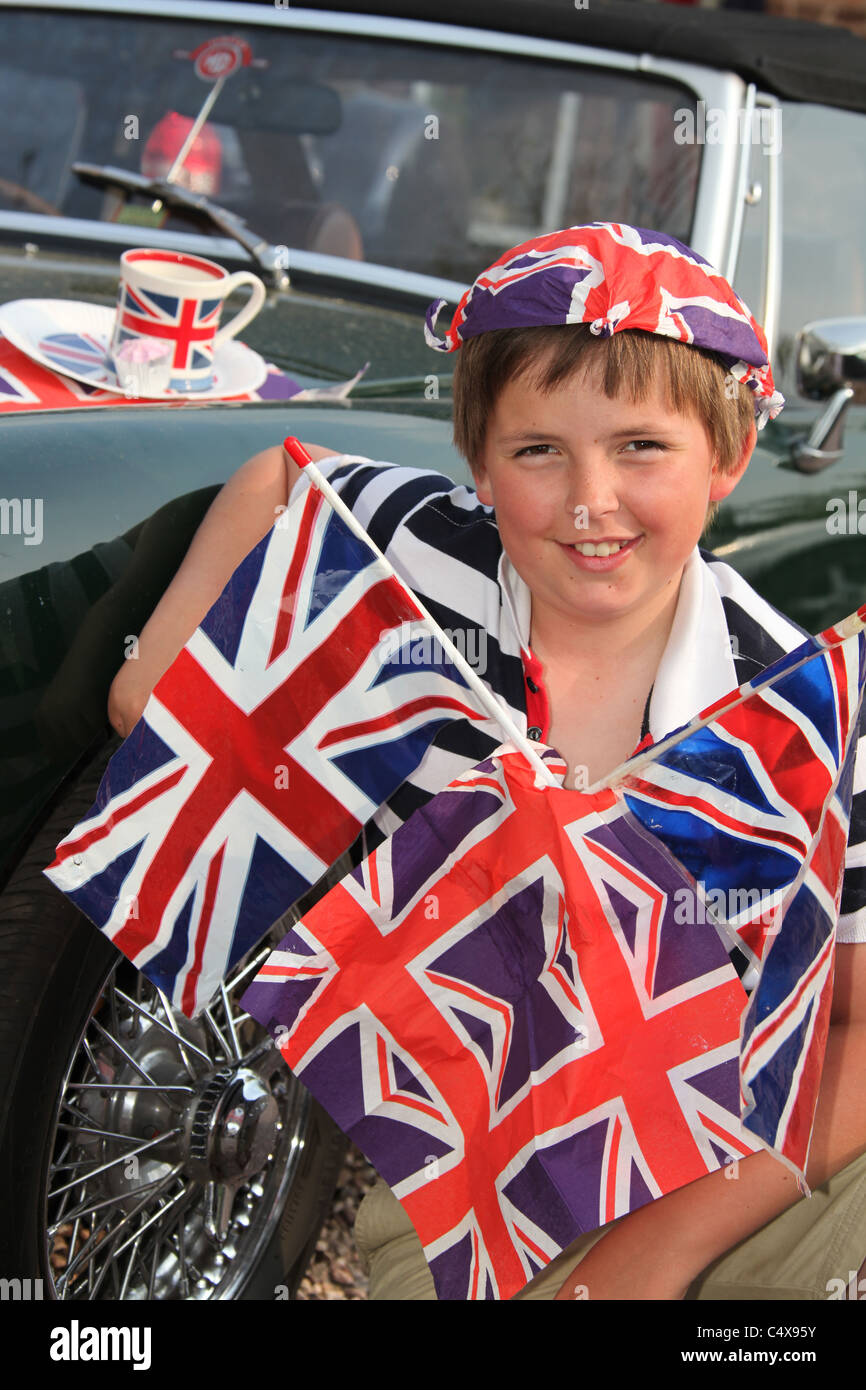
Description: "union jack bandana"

(425, 223), (785, 429)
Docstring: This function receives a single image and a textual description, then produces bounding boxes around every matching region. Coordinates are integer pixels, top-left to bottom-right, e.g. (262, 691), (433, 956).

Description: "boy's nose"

(565, 457), (622, 520)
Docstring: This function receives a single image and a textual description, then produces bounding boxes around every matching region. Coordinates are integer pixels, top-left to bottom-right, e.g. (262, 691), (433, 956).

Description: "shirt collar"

(498, 547), (532, 655)
(498, 545), (739, 741)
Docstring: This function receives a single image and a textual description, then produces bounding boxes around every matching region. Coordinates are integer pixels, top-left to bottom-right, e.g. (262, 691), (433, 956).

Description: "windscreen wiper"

(72, 162), (290, 290)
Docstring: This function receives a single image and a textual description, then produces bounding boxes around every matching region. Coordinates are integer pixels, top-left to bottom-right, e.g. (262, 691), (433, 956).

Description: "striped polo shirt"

(296, 454), (866, 945)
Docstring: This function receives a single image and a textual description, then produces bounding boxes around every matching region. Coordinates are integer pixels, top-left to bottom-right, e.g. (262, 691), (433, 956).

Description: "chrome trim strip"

(723, 82), (756, 285)
(279, 250), (469, 305)
(760, 96), (782, 363)
(0, 213), (250, 262)
(0, 212), (470, 303)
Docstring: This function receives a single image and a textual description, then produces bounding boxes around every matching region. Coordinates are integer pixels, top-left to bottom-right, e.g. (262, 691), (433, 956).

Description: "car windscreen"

(0, 9), (701, 282)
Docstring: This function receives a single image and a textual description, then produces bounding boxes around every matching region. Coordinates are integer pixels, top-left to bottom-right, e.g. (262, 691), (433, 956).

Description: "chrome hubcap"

(43, 935), (309, 1300)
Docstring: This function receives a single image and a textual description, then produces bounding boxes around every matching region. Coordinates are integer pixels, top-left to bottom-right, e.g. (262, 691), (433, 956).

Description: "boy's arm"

(552, 943), (866, 1300)
(107, 441), (337, 736)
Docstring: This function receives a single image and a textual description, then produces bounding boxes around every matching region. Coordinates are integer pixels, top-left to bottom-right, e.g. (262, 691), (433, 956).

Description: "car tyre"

(0, 735), (348, 1300)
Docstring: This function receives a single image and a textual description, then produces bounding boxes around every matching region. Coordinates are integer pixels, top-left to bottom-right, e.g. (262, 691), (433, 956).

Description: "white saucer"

(0, 299), (268, 399)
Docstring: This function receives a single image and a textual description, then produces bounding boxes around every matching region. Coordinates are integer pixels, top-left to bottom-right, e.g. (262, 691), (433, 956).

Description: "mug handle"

(213, 271), (267, 346)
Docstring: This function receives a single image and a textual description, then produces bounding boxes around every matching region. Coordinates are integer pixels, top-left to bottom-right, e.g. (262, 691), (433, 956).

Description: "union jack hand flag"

(42, 475), (488, 1018)
(241, 607), (866, 1300)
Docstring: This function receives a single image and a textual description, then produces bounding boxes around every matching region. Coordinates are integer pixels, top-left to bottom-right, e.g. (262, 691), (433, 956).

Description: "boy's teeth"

(574, 540), (627, 556)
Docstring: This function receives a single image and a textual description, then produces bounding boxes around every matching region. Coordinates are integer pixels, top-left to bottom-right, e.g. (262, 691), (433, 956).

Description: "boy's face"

(472, 356), (755, 644)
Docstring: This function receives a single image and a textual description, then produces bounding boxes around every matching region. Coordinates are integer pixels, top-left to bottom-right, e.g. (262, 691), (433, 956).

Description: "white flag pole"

(593, 601), (866, 794)
(165, 76), (226, 185)
(285, 440), (560, 788)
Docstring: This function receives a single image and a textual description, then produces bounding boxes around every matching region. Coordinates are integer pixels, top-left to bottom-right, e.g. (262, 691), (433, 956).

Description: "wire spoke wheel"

(42, 934), (307, 1301)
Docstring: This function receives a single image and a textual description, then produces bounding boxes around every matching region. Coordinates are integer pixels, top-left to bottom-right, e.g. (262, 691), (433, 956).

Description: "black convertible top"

(283, 0), (866, 115)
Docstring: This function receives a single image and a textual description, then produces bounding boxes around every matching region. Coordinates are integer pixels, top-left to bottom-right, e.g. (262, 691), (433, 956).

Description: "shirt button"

(527, 726), (542, 741)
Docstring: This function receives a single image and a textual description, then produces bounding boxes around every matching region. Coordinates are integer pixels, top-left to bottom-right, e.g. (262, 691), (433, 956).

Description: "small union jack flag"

(42, 477), (489, 1017)
(622, 608), (866, 1171)
(242, 610), (865, 1299)
(38, 332), (112, 381)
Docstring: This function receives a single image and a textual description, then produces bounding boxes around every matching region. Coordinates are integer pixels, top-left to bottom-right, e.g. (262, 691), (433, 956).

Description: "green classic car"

(1, 0), (864, 1301)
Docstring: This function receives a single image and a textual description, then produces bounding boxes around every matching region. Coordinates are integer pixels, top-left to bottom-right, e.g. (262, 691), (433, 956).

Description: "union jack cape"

(41, 470), (494, 1017)
(242, 603), (866, 1300)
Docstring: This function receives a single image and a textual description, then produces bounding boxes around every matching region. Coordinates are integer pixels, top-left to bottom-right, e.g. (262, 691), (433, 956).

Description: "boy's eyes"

(514, 440), (667, 457)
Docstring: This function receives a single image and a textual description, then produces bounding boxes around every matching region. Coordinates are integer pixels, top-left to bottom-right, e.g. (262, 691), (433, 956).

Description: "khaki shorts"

(353, 1149), (866, 1301)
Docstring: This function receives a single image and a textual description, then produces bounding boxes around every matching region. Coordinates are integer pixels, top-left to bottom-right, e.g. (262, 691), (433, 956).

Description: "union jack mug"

(109, 248), (266, 393)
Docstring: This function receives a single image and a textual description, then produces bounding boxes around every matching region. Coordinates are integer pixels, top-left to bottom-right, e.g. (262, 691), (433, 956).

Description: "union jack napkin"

(242, 607), (866, 1299)
(0, 330), (368, 413)
(42, 476), (489, 1017)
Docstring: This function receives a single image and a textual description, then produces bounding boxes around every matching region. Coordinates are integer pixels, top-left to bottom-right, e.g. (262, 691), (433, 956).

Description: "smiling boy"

(463, 328), (755, 791)
(107, 223), (866, 1301)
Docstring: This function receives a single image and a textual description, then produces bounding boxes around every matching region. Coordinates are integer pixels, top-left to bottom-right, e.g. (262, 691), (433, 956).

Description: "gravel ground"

(294, 1142), (379, 1300)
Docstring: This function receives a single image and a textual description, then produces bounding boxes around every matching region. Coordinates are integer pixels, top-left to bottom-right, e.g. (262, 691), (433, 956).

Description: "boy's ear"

(709, 419), (757, 503)
(471, 460), (494, 508)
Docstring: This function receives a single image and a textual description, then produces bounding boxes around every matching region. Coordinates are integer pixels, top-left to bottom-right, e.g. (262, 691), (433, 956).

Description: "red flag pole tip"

(284, 437), (313, 469)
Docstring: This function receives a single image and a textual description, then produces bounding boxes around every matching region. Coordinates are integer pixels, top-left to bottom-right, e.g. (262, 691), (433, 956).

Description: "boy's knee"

(365, 1232), (438, 1301)
(354, 1177), (438, 1300)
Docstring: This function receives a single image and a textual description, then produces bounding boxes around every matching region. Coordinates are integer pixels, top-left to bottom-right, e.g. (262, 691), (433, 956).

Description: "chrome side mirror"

(791, 318), (866, 473)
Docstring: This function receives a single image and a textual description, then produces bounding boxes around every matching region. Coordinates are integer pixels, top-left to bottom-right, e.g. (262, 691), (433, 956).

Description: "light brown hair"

(451, 324), (755, 534)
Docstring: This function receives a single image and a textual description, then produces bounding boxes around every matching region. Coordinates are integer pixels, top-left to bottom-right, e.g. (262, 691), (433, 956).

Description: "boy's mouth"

(571, 536), (638, 556)
(558, 534), (643, 569)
